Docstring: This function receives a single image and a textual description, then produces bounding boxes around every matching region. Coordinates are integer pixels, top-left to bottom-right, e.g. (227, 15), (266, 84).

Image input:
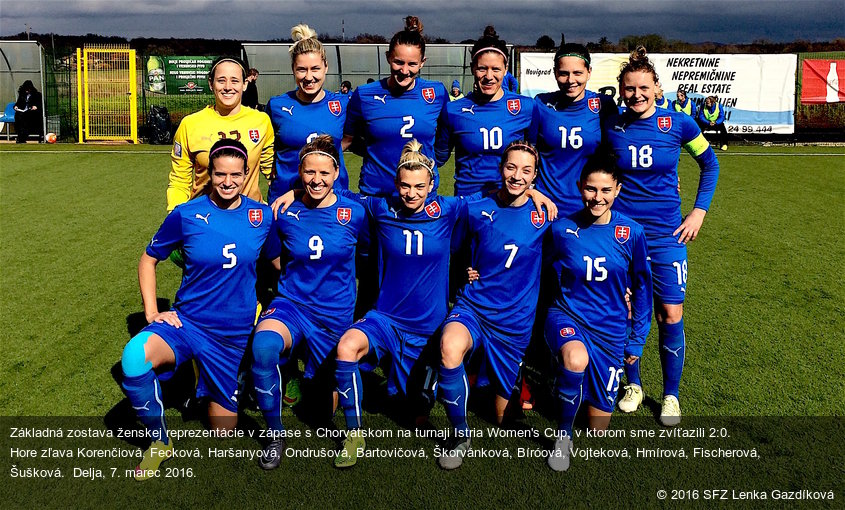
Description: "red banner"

(801, 59), (844, 104)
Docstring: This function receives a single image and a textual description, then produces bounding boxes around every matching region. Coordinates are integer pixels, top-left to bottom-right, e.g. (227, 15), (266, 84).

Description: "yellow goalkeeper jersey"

(167, 106), (274, 211)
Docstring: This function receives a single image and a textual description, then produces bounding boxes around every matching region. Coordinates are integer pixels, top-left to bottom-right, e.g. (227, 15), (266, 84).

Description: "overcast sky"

(1, 0), (843, 45)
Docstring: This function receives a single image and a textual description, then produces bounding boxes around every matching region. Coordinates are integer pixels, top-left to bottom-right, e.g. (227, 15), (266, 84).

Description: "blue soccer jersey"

(265, 90), (349, 202)
(530, 90), (617, 214)
(146, 195), (272, 340)
(605, 110), (719, 243)
(547, 211), (653, 354)
(455, 195), (550, 335)
(360, 194), (467, 335)
(264, 194), (366, 330)
(344, 78), (448, 196)
(435, 91), (534, 196)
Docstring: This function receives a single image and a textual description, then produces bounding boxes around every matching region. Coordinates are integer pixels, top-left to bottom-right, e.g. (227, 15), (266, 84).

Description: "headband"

(299, 150), (339, 168)
(397, 159), (434, 177)
(554, 52), (591, 66)
(209, 58), (245, 77)
(472, 46), (508, 63)
(507, 143), (538, 158)
(210, 145), (248, 160)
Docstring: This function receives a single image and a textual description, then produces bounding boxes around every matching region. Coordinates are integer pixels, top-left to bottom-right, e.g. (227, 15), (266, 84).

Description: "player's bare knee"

(337, 331), (367, 361)
(656, 304), (684, 324)
(440, 330), (470, 368)
(561, 342), (588, 371)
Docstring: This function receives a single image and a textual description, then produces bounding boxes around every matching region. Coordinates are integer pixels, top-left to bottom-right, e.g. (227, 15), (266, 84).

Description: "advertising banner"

(521, 53), (797, 134)
(146, 56), (215, 94)
(800, 59), (844, 104)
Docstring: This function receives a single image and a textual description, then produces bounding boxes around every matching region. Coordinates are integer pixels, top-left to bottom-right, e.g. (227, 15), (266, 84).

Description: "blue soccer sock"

(625, 357), (642, 387)
(251, 330), (286, 433)
(122, 370), (169, 444)
(659, 319), (686, 398)
(555, 365), (584, 438)
(438, 365), (470, 436)
(335, 360), (363, 430)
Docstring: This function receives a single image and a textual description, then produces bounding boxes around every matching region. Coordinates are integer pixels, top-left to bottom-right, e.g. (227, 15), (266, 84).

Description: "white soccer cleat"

(660, 395), (682, 427)
(617, 384), (643, 413)
(437, 437), (471, 470)
(547, 436), (571, 472)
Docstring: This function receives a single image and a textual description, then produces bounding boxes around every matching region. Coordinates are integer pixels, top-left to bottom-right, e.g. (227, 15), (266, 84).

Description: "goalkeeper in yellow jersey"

(167, 55), (274, 212)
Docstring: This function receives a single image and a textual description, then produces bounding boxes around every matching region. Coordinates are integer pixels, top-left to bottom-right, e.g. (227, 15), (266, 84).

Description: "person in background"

(340, 80), (353, 98)
(13, 80), (43, 143)
(243, 68), (260, 110)
(654, 84), (670, 109)
(672, 88), (697, 118)
(697, 96), (728, 151)
(450, 79), (464, 101)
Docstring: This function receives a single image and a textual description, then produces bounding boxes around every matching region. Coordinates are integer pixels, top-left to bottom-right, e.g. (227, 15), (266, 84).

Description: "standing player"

(435, 141), (550, 470)
(168, 56), (274, 212)
(605, 47), (719, 425)
(343, 16), (448, 196)
(544, 154), (652, 472)
(435, 26), (534, 196)
(265, 25), (350, 204)
(529, 40), (617, 214)
(120, 139), (272, 480)
(251, 136), (365, 470)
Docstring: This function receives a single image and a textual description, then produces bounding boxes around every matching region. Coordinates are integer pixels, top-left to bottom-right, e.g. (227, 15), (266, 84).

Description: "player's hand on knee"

(673, 208), (706, 244)
(467, 266), (480, 283)
(624, 355), (640, 365)
(148, 311), (182, 328)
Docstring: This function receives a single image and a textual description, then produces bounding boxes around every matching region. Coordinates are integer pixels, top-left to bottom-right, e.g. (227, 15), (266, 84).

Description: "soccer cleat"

(547, 436), (572, 472)
(258, 438), (286, 470)
(134, 440), (174, 481)
(437, 437), (471, 470)
(720, 144), (728, 151)
(617, 384), (643, 413)
(520, 380), (535, 410)
(334, 429), (365, 468)
(283, 377), (301, 407)
(660, 395), (682, 427)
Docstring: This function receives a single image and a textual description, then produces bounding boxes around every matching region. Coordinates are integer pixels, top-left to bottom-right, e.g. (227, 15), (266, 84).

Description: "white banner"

(520, 53), (797, 134)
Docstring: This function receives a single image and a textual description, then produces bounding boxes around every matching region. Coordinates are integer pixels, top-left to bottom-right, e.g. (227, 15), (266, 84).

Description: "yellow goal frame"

(76, 46), (138, 143)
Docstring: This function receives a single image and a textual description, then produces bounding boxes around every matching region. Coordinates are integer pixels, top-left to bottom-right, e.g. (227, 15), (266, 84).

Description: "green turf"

(0, 145), (843, 507)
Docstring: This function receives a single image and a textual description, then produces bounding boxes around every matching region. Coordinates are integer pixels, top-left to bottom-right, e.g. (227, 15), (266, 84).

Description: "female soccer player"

(435, 140), (550, 470)
(435, 26), (534, 196)
(529, 40), (617, 215)
(342, 16), (448, 196)
(251, 136), (365, 470)
(121, 139), (272, 480)
(168, 56), (274, 212)
(265, 25), (350, 204)
(605, 47), (720, 426)
(544, 154), (652, 472)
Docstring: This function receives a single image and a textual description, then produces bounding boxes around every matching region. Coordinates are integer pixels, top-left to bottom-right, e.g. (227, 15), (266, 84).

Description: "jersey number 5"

(223, 243), (237, 269)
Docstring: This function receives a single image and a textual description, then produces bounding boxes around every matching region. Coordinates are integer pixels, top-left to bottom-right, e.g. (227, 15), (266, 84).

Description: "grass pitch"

(0, 144), (843, 508)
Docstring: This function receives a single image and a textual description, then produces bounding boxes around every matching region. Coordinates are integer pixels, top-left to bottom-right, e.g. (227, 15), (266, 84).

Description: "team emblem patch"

(559, 328), (575, 337)
(328, 100), (342, 116)
(337, 207), (352, 225)
(657, 116), (672, 133)
(615, 225), (631, 244)
(588, 97), (601, 113)
(248, 208), (264, 227)
(173, 141), (182, 157)
(507, 98), (521, 115)
(425, 201), (441, 219)
(422, 87), (436, 104)
(249, 129), (260, 143)
(531, 210), (546, 229)
(260, 307), (276, 318)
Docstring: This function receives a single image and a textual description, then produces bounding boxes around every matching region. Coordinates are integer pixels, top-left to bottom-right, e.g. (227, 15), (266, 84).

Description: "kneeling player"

(251, 136), (365, 470)
(120, 140), (271, 480)
(436, 141), (551, 470)
(544, 154), (652, 472)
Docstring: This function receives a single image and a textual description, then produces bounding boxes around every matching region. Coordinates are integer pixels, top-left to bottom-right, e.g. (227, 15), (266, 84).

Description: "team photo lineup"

(117, 15), (724, 479)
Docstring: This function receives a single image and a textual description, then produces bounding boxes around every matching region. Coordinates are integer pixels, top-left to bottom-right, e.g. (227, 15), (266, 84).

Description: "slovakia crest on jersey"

(507, 98), (521, 115)
(615, 225), (631, 244)
(559, 327), (575, 338)
(425, 201), (441, 219)
(422, 87), (436, 104)
(249, 129), (260, 143)
(248, 208), (264, 227)
(328, 100), (342, 117)
(657, 116), (672, 133)
(337, 207), (352, 225)
(588, 97), (601, 113)
(260, 308), (276, 318)
(531, 210), (546, 229)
